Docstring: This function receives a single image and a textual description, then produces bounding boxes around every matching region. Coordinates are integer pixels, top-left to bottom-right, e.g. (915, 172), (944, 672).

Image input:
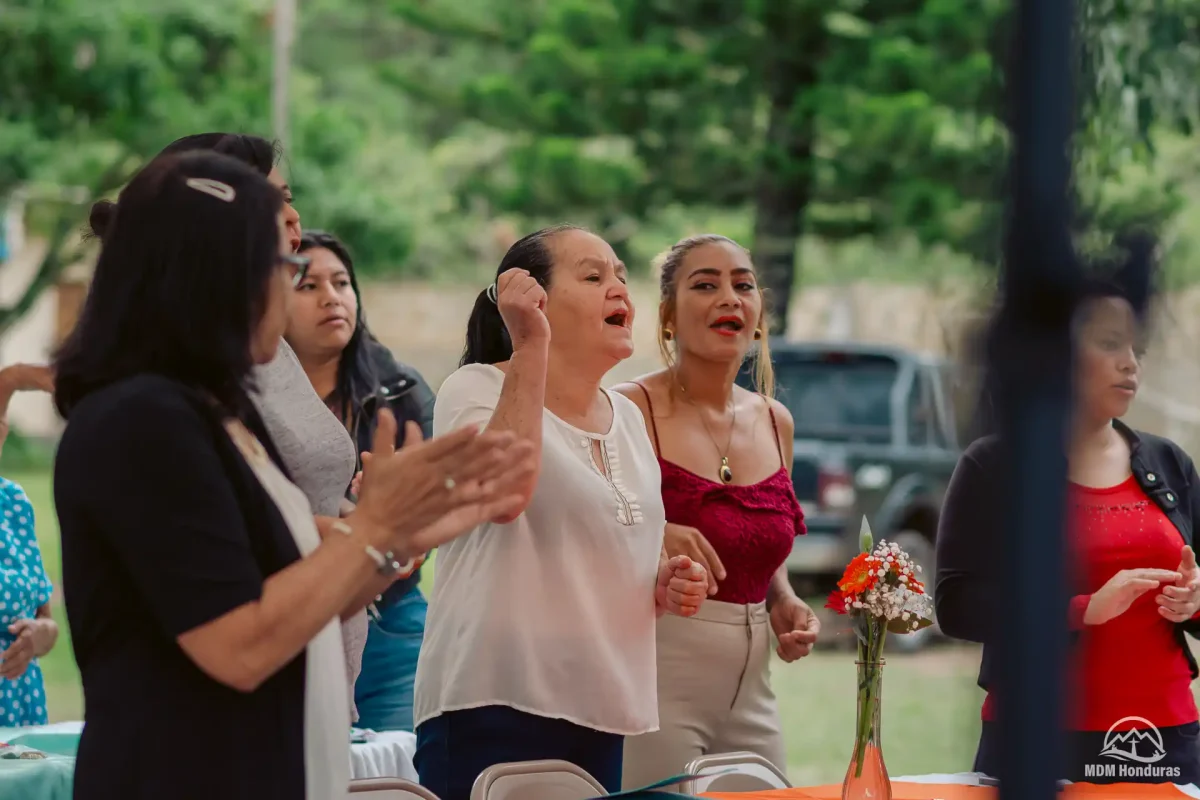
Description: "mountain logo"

(1099, 717), (1167, 764)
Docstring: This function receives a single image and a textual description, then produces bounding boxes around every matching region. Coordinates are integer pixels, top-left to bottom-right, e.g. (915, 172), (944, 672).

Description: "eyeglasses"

(279, 253), (312, 287)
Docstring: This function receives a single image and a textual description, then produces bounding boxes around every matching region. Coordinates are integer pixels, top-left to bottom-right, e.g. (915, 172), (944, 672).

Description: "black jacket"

(935, 420), (1200, 702)
(350, 339), (436, 605)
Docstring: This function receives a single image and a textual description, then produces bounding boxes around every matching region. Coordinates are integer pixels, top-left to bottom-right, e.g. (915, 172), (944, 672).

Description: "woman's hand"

(495, 268), (550, 352)
(769, 595), (821, 662)
(351, 408), (537, 556)
(0, 364), (54, 394)
(0, 618), (57, 680)
(663, 523), (725, 597)
(1158, 545), (1200, 623)
(1083, 568), (1182, 626)
(655, 555), (707, 618)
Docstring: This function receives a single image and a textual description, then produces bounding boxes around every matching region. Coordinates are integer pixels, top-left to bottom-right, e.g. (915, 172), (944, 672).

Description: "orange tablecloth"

(703, 782), (1194, 800)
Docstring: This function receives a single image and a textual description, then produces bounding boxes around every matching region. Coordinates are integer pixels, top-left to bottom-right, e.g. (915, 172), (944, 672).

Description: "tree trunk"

(750, 0), (826, 337)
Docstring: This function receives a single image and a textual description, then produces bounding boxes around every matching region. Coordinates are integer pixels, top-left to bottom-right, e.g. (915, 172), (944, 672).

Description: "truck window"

(770, 353), (898, 443)
(907, 371), (936, 447)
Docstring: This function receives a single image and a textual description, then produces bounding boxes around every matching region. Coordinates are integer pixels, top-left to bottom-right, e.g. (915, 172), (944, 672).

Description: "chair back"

(349, 777), (441, 799)
(470, 759), (607, 800)
(683, 752), (791, 793)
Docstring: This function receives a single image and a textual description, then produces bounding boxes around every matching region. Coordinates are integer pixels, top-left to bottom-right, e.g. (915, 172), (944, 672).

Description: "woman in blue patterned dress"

(0, 363), (58, 726)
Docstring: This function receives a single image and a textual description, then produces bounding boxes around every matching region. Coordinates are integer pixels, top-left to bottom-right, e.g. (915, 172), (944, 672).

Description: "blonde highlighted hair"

(653, 234), (775, 398)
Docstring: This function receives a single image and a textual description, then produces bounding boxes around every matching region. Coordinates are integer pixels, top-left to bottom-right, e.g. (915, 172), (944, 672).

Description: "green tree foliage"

(378, 0), (1013, 330)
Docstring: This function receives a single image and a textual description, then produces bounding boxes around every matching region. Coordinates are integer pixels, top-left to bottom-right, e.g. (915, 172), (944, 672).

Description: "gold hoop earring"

(754, 328), (763, 340)
(663, 329), (674, 341)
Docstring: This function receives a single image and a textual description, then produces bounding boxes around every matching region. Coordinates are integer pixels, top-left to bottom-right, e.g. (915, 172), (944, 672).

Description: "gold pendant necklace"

(678, 380), (737, 484)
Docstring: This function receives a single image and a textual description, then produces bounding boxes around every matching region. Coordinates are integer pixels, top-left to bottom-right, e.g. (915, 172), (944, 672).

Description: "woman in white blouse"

(412, 225), (710, 798)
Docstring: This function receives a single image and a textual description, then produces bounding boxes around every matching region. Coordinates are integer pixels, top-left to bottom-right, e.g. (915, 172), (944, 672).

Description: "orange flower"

(838, 552), (878, 597)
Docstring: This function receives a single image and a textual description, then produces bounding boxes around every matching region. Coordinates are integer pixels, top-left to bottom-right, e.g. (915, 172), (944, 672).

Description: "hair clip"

(485, 283), (498, 305)
(185, 178), (236, 202)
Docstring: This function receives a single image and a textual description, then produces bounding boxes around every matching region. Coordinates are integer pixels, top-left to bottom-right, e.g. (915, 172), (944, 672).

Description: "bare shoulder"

(764, 394), (794, 436)
(611, 370), (670, 415)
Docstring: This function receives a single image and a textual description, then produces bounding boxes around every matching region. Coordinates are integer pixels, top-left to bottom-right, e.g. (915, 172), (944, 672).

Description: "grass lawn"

(14, 467), (990, 784)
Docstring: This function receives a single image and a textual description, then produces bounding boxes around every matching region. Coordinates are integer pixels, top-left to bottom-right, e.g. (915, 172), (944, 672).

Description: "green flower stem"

(853, 618), (887, 779)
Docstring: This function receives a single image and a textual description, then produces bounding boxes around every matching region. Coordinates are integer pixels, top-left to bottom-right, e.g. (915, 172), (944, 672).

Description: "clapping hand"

(655, 555), (707, 618)
(352, 408), (537, 557)
(1158, 545), (1200, 623)
(770, 596), (821, 662)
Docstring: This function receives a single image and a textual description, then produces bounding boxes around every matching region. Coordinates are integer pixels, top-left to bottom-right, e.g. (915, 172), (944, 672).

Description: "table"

(351, 729), (418, 781)
(0, 721), (418, 800)
(702, 774), (1200, 800)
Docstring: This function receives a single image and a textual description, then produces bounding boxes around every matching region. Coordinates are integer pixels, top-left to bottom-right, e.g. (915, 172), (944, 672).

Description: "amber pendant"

(719, 457), (733, 484)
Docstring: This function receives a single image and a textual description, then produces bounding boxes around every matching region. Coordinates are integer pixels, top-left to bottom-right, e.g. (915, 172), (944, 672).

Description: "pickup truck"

(737, 340), (963, 650)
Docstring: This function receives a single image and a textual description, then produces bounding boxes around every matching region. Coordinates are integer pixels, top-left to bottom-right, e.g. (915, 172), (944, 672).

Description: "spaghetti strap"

(632, 381), (662, 456)
(765, 397), (785, 469)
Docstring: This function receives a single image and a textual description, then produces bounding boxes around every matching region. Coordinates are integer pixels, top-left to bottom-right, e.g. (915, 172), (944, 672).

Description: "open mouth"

(604, 310), (629, 328)
(710, 316), (745, 334)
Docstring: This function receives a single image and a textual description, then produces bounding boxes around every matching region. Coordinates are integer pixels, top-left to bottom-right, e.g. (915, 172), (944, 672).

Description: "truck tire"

(889, 528), (938, 653)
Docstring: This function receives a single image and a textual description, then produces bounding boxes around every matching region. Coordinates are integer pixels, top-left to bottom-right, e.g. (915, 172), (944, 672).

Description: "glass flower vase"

(842, 659), (892, 800)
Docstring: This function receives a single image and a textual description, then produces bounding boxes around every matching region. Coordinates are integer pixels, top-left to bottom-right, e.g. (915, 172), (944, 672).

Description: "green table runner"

(0, 725), (80, 800)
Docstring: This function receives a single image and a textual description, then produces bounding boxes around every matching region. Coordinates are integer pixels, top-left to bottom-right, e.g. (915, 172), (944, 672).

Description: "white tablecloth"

(350, 730), (418, 782)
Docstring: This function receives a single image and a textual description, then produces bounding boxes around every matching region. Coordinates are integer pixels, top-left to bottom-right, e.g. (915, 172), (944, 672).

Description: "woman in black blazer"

(52, 150), (534, 799)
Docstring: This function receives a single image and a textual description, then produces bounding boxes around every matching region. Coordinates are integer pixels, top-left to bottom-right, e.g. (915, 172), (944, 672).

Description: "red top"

(634, 384), (805, 605)
(981, 476), (1198, 731)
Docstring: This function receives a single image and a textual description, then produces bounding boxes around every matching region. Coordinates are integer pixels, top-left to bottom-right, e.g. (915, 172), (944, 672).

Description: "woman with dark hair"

(287, 229), (436, 732)
(412, 225), (710, 799)
(132, 133), (373, 719)
(53, 151), (534, 800)
(936, 274), (1200, 784)
(615, 235), (817, 787)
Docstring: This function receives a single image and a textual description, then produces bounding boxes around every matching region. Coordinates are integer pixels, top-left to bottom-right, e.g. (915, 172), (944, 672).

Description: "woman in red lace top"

(615, 234), (818, 787)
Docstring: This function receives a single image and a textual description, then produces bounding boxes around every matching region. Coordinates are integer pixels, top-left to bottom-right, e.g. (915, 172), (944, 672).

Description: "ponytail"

(459, 223), (585, 367)
(461, 288), (514, 366)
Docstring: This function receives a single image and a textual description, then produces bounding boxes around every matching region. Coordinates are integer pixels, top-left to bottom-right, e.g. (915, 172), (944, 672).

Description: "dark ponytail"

(460, 224), (584, 366)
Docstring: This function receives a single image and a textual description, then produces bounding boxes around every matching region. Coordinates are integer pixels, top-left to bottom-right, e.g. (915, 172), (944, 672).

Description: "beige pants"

(621, 600), (787, 789)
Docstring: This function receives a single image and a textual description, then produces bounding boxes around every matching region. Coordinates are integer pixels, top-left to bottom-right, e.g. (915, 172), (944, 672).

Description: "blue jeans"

(415, 705), (624, 800)
(353, 587), (427, 732)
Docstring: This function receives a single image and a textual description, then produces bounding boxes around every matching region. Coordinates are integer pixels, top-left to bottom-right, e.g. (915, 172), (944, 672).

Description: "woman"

(288, 229), (436, 732)
(412, 225), (710, 798)
(0, 362), (58, 726)
(152, 133), (371, 719)
(936, 277), (1200, 783)
(52, 150), (534, 799)
(614, 234), (818, 786)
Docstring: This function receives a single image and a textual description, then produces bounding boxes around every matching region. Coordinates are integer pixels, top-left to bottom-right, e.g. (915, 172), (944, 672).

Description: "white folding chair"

(349, 777), (442, 799)
(470, 759), (606, 800)
(683, 752), (792, 793)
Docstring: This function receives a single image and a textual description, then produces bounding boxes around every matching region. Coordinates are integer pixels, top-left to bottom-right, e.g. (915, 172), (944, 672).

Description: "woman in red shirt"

(616, 234), (818, 787)
(936, 279), (1200, 784)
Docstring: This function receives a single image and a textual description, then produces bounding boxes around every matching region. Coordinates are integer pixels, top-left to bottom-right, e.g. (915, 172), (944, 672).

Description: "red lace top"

(981, 476), (1198, 731)
(635, 384), (806, 605)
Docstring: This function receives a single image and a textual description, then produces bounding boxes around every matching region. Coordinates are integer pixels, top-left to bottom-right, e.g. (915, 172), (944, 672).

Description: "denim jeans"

(415, 705), (624, 800)
(353, 587), (427, 732)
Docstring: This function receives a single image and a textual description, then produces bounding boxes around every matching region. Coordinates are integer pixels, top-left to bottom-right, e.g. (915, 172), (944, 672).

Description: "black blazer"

(935, 419), (1200, 699)
(54, 374), (309, 800)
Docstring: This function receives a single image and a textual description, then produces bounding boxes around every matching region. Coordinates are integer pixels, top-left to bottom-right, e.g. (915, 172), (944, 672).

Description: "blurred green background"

(9, 0), (1200, 783)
